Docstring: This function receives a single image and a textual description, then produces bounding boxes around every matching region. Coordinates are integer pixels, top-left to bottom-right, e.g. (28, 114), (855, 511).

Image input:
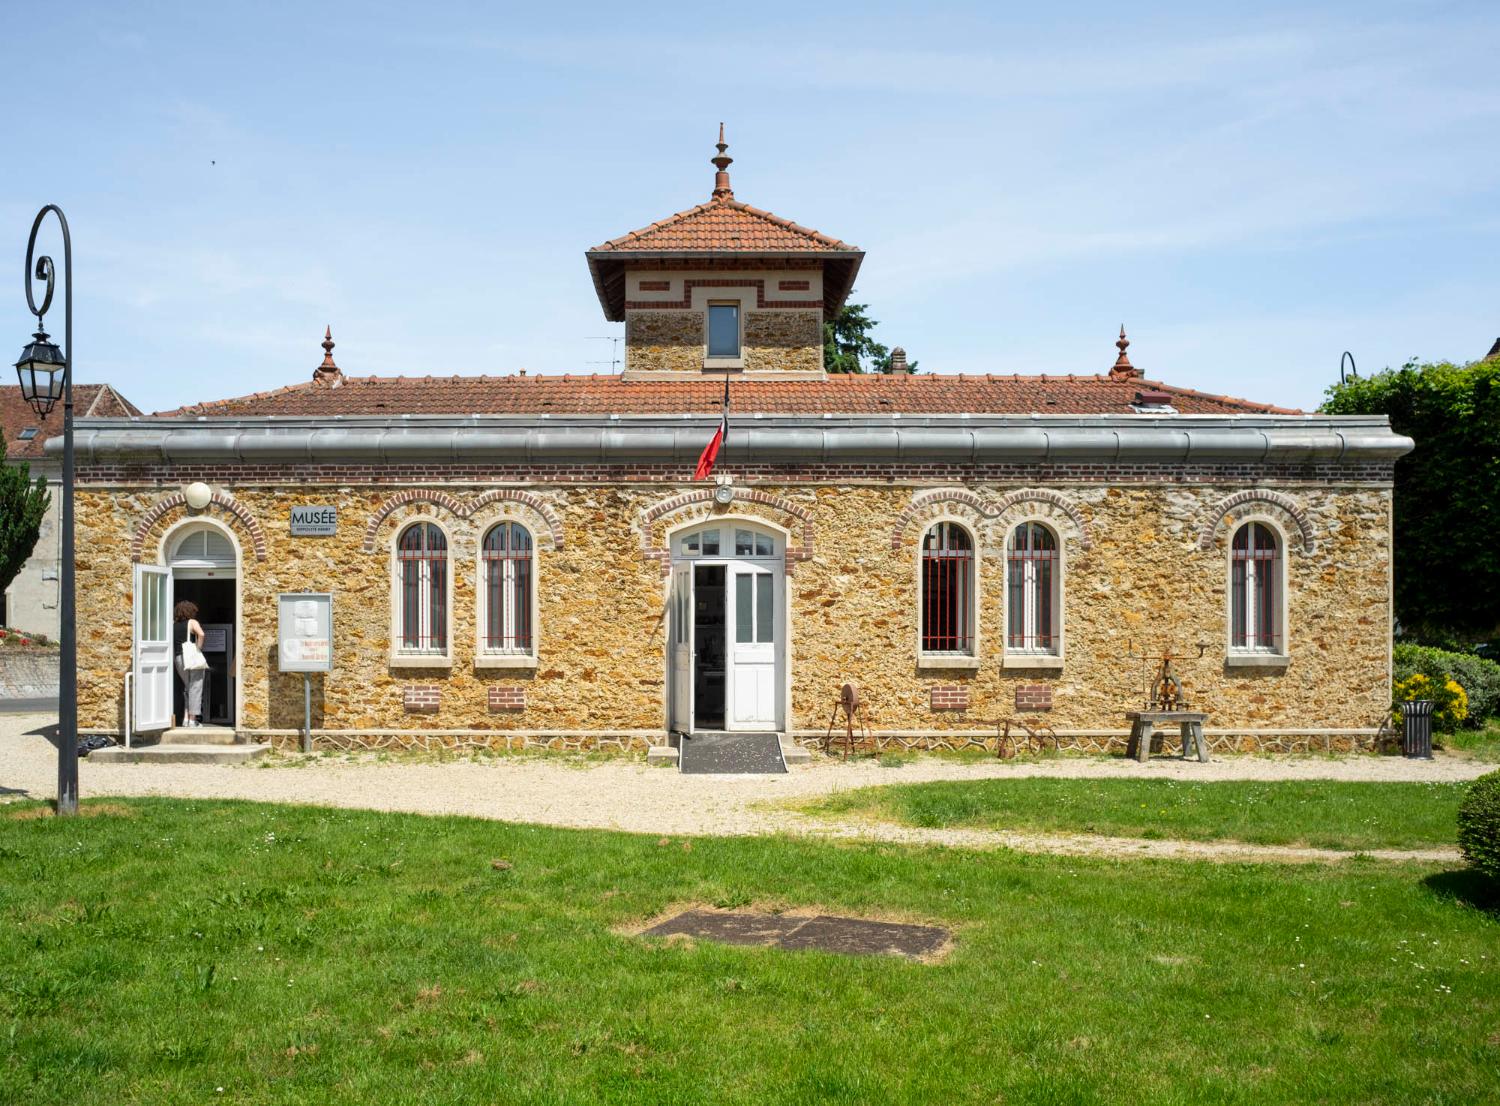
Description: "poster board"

(277, 593), (333, 673)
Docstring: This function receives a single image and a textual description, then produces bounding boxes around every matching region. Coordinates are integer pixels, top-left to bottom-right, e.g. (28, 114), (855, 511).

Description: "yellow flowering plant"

(1392, 672), (1469, 731)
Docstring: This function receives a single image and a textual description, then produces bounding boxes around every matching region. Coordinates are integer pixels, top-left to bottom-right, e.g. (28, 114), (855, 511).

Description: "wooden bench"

(1125, 711), (1210, 762)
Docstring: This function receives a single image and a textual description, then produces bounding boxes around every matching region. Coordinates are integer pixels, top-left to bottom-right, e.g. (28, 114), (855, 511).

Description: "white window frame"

(703, 300), (745, 369)
(475, 519), (539, 669)
(916, 517), (981, 669)
(1002, 518), (1065, 669)
(1225, 516), (1290, 667)
(389, 517), (454, 668)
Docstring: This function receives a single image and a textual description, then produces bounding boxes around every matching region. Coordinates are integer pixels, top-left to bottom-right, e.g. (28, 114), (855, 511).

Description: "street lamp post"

(14, 205), (77, 816)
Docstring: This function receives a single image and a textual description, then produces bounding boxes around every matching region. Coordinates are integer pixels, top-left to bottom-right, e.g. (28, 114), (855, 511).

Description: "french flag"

(694, 373), (730, 480)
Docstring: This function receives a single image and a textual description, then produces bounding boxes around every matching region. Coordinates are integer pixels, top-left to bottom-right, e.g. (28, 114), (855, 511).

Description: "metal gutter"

(57, 413), (1413, 466)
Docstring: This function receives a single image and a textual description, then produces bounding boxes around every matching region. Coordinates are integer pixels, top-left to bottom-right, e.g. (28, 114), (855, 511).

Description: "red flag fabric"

(693, 415), (725, 480)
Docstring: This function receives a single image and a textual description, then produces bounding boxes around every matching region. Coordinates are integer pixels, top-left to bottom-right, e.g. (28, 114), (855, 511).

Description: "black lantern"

(14, 325), (66, 418)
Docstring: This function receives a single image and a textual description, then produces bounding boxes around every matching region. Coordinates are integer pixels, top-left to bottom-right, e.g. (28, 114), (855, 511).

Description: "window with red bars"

(1007, 522), (1058, 652)
(1231, 522), (1280, 650)
(482, 522), (534, 653)
(921, 522), (974, 654)
(397, 522), (447, 652)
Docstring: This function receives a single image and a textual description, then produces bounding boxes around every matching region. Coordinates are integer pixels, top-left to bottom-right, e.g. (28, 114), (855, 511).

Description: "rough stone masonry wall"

(70, 478), (1393, 752)
(626, 309), (823, 373)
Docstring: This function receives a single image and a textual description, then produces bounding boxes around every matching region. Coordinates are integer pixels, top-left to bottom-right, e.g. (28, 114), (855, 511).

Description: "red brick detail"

(778, 279), (811, 291)
(1015, 684), (1053, 712)
(361, 489), (563, 553)
(638, 488), (815, 576)
(403, 686), (441, 713)
(930, 685), (970, 711)
(638, 280), (672, 291)
(1196, 489), (1315, 553)
(891, 488), (1093, 551)
(487, 686), (526, 712)
(624, 279), (822, 312)
(130, 490), (268, 563)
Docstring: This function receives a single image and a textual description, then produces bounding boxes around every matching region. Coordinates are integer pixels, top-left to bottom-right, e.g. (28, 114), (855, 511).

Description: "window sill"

(917, 654), (981, 671)
(1226, 652), (1290, 669)
(703, 357), (745, 371)
(389, 652), (453, 670)
(474, 654), (538, 670)
(1002, 654), (1064, 670)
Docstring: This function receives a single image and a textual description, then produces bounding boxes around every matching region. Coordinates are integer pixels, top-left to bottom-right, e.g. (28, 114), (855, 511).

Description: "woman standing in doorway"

(173, 600), (208, 728)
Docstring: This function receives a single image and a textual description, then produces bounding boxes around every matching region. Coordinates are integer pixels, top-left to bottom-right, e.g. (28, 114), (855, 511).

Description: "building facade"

(62, 137), (1412, 753)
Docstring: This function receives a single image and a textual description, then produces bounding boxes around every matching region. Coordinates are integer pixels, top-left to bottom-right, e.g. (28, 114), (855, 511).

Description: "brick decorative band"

(624, 279), (822, 312)
(1015, 684), (1053, 711)
(487, 686), (526, 712)
(892, 487), (1094, 551)
(638, 488), (815, 576)
(777, 279), (811, 291)
(638, 280), (672, 291)
(130, 490), (268, 563)
(930, 685), (970, 711)
(1197, 489), (1315, 553)
(403, 686), (441, 713)
(362, 488), (564, 553)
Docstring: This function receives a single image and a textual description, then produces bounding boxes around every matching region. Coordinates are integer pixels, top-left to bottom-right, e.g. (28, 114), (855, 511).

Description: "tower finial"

(314, 325), (342, 384)
(711, 123), (734, 200)
(1108, 324), (1142, 380)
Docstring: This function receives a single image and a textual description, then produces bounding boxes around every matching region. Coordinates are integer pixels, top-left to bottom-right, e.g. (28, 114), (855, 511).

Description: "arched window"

(481, 522), (534, 654)
(1007, 522), (1059, 654)
(1230, 522), (1281, 652)
(396, 523), (447, 654)
(921, 522), (974, 655)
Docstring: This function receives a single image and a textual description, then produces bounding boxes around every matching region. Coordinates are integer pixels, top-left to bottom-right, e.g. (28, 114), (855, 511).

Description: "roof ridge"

(1135, 375), (1303, 415)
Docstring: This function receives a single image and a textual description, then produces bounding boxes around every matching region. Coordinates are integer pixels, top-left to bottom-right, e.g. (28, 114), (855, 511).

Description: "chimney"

(313, 326), (343, 386)
(888, 346), (911, 375)
(1108, 325), (1143, 380)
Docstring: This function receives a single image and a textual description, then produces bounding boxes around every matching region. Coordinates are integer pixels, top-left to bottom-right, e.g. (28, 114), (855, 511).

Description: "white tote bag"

(181, 640), (210, 672)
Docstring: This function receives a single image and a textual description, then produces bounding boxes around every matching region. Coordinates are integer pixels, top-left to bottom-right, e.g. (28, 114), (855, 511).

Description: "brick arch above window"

(892, 488), (1093, 552)
(360, 489), (563, 554)
(637, 488), (814, 576)
(132, 490), (267, 563)
(1197, 490), (1314, 554)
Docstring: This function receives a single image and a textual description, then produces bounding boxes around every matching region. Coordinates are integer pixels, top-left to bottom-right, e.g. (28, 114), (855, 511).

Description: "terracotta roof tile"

(590, 196), (857, 254)
(1, 384), (142, 461)
(156, 372), (1299, 419)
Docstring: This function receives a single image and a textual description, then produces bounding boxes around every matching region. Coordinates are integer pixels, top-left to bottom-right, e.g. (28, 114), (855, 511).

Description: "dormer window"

(707, 303), (740, 359)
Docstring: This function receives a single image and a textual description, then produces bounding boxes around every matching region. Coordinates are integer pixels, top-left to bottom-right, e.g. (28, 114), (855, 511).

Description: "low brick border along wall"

(0, 652), (59, 701)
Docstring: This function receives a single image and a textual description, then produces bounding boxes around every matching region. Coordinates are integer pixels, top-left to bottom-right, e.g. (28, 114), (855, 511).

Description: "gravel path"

(1, 713), (1486, 863)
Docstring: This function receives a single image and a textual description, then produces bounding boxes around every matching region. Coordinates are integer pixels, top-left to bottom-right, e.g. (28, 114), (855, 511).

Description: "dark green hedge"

(1458, 771), (1500, 881)
(1394, 643), (1500, 725)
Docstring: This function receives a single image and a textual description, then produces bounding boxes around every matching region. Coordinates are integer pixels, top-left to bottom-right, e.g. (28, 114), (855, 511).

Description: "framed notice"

(277, 593), (333, 673)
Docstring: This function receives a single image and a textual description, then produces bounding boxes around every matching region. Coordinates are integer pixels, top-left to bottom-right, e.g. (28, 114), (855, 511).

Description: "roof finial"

(1108, 324), (1141, 380)
(711, 122), (734, 201)
(313, 325), (343, 384)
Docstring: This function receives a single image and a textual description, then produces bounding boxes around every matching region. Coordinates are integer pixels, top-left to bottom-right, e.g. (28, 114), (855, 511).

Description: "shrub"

(1458, 770), (1500, 881)
(1392, 673), (1468, 731)
(1394, 643), (1500, 724)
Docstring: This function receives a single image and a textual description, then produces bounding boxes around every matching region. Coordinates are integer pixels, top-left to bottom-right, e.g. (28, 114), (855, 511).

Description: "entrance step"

(679, 731), (787, 775)
(781, 742), (811, 764)
(158, 725), (239, 746)
(646, 746), (680, 765)
(88, 743), (270, 765)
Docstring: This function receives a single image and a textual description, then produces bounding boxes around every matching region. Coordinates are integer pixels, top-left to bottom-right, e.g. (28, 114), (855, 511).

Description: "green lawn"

(2, 799), (1498, 1104)
(1444, 723), (1500, 762)
(798, 779), (1470, 851)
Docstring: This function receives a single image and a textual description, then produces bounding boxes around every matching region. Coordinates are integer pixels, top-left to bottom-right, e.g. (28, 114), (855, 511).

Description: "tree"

(0, 437), (50, 610)
(822, 300), (917, 374)
(1322, 356), (1500, 643)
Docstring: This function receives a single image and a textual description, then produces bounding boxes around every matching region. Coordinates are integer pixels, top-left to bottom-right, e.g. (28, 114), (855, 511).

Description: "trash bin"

(1400, 699), (1435, 759)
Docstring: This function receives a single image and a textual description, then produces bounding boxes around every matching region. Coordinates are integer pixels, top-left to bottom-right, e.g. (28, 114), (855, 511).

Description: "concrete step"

(88, 743), (270, 765)
(781, 742), (811, 764)
(158, 726), (239, 746)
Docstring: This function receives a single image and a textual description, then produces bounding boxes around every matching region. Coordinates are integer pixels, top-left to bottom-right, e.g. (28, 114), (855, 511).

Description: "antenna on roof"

(587, 335), (623, 374)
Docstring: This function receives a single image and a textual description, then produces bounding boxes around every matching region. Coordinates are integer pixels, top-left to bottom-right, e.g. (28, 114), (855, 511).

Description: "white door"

(670, 563), (693, 732)
(133, 564), (173, 732)
(728, 564), (778, 730)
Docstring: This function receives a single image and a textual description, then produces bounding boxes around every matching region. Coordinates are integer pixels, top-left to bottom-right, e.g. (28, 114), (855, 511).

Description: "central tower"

(585, 127), (863, 379)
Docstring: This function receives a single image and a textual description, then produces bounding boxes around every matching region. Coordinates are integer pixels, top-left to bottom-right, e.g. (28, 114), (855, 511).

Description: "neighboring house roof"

(1, 384), (142, 462)
(586, 130), (863, 320)
(158, 372), (1299, 419)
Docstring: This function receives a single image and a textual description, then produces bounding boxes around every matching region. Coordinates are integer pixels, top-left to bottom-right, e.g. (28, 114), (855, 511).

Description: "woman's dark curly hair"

(173, 600), (199, 622)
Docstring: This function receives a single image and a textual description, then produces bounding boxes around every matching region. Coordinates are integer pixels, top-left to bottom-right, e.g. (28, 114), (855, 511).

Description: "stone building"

(62, 134), (1412, 753)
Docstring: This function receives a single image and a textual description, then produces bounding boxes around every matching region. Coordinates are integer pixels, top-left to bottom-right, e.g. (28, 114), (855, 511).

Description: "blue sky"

(4, 0), (1499, 414)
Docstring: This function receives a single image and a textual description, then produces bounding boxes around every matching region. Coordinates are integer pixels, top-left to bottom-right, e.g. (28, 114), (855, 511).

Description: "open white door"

(670, 563), (693, 732)
(728, 565), (778, 730)
(133, 564), (173, 732)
